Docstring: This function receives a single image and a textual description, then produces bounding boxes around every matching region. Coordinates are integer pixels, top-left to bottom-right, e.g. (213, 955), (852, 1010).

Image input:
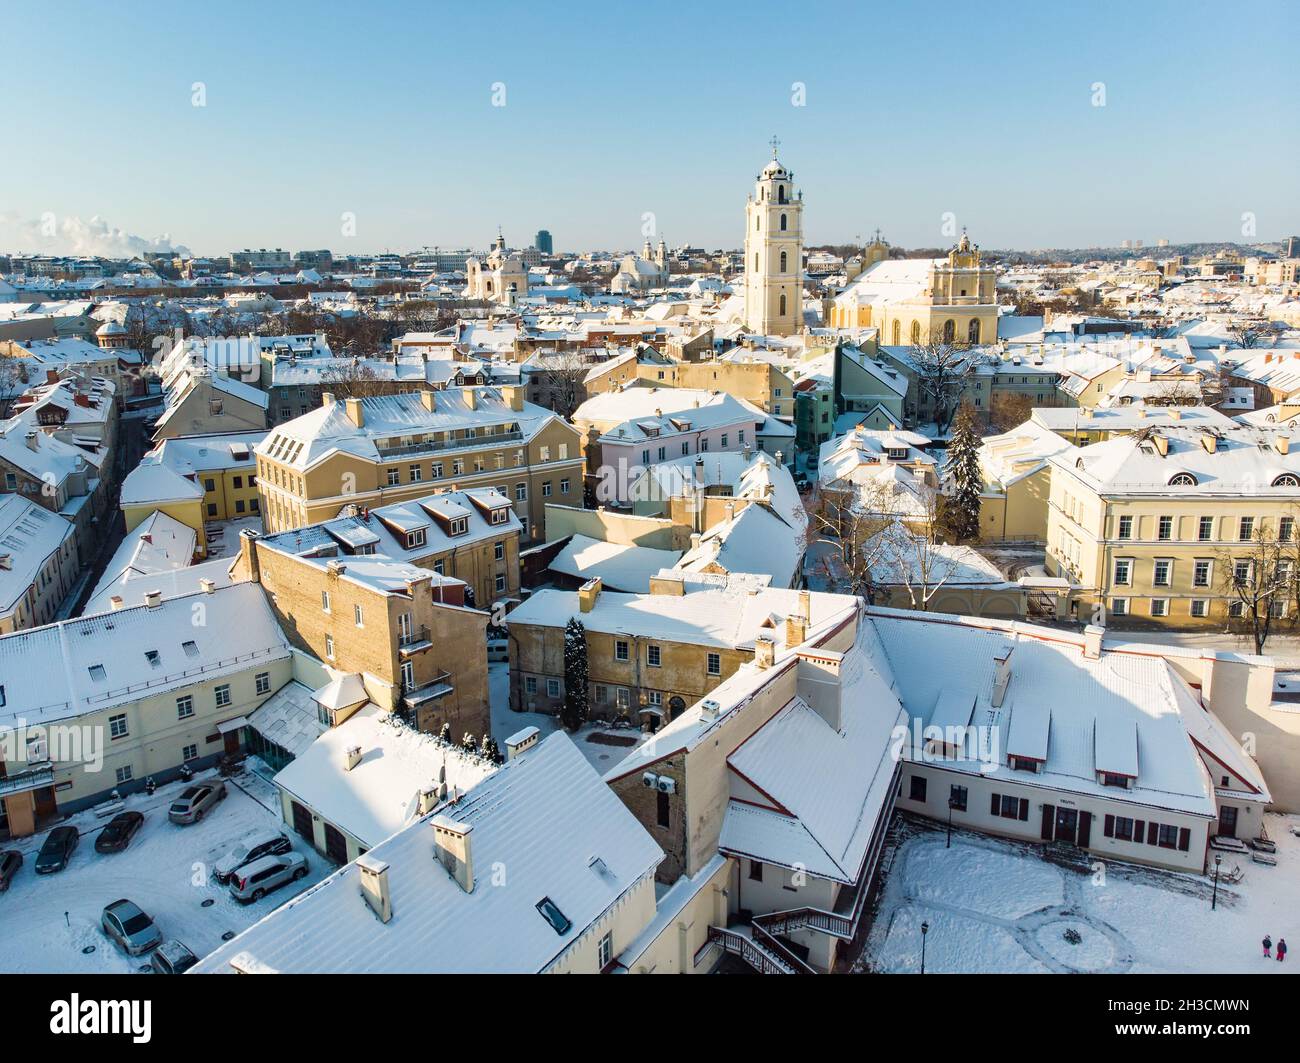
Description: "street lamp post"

(1211, 853), (1222, 911)
(920, 920), (929, 974)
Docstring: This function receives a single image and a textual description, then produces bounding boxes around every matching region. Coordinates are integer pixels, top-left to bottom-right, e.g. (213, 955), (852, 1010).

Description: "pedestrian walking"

(1278, 938), (1287, 963)
(1263, 935), (1273, 958)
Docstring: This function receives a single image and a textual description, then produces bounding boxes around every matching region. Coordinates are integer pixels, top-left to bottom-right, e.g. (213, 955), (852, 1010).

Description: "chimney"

(143, 589), (162, 609)
(505, 725), (540, 760)
(344, 397), (364, 427)
(796, 649), (844, 731)
(1152, 433), (1168, 457)
(1083, 624), (1104, 660)
(343, 746), (363, 771)
(24, 431), (38, 451)
(1275, 434), (1290, 456)
(754, 635), (775, 669)
(1169, 407), (1182, 420)
(432, 815), (474, 893)
(648, 574), (685, 596)
(502, 384), (524, 411)
(784, 608), (808, 647)
(578, 576), (602, 613)
(239, 528), (261, 582)
(417, 785), (439, 815)
(321, 391), (335, 407)
(463, 388), (478, 411)
(420, 389), (436, 412)
(1201, 432), (1217, 454)
(108, 595), (123, 610)
(199, 578), (215, 594)
(991, 644), (1013, 708)
(1200, 649), (1221, 706)
(356, 854), (392, 924)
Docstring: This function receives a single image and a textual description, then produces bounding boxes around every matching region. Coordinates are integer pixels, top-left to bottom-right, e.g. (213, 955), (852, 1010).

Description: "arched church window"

(778, 185), (787, 204)
(755, 216), (760, 231)
(780, 251), (788, 273)
(754, 253), (759, 272)
(942, 319), (956, 344)
(968, 319), (980, 344)
(892, 321), (901, 345)
(779, 213), (787, 231)
(910, 321), (921, 345)
(779, 293), (787, 316)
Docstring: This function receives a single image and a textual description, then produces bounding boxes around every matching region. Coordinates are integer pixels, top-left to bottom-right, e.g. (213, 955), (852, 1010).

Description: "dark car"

(95, 811), (145, 854)
(34, 826), (79, 874)
(0, 849), (22, 891)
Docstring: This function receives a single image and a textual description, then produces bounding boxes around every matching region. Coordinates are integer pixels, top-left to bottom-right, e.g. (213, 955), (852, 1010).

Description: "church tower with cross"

(742, 137), (803, 336)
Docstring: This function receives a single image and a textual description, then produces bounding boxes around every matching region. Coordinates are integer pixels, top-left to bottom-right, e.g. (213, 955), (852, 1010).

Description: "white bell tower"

(743, 138), (802, 336)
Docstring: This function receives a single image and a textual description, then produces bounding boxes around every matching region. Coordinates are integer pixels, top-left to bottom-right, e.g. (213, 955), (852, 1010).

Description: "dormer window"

(1009, 756), (1040, 773)
(490, 507), (508, 525)
(449, 518), (468, 536)
(1100, 772), (1132, 789)
(406, 528), (427, 549)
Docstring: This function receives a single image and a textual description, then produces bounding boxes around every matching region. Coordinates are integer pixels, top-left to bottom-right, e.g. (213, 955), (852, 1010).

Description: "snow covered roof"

(0, 495), (74, 615)
(548, 534), (682, 593)
(273, 704), (497, 848)
(674, 501), (804, 588)
(574, 386), (768, 443)
(0, 582), (290, 730)
(83, 510), (196, 611)
(192, 732), (663, 974)
(246, 680), (327, 759)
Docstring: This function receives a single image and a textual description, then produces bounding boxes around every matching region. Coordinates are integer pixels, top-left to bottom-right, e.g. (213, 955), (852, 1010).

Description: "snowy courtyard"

(862, 814), (1300, 974)
(2, 766), (331, 974)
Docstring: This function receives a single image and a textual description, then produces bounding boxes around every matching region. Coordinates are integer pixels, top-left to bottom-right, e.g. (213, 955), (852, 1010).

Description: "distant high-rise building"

(535, 230), (553, 255)
(1286, 235), (1300, 258)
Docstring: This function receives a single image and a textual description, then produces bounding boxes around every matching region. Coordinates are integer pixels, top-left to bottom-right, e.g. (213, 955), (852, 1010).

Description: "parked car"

(34, 826), (79, 874)
(101, 899), (164, 956)
(214, 829), (292, 884)
(150, 939), (198, 975)
(168, 782), (226, 825)
(95, 811), (145, 853)
(229, 851), (308, 904)
(0, 849), (22, 891)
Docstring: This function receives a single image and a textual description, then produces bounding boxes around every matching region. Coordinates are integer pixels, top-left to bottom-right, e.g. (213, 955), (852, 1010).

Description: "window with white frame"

(215, 684), (231, 707)
(1153, 559), (1172, 587)
(176, 695), (194, 719)
(1190, 599), (1208, 618)
(1150, 599), (1169, 617)
(1113, 558), (1132, 585)
(255, 672), (270, 695)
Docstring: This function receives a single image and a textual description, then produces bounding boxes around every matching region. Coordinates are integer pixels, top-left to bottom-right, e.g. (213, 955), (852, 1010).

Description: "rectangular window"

(109, 713), (128, 739)
(949, 784), (967, 812)
(182, 744), (198, 762)
(1240, 516), (1255, 541)
(559, 478), (570, 494)
(1153, 559), (1172, 586)
(1281, 517), (1295, 543)
(1150, 599), (1169, 618)
(657, 790), (670, 828)
(495, 573), (505, 592)
(1117, 515), (1133, 540)
(515, 483), (527, 501)
(909, 776), (927, 802)
(1198, 516), (1214, 541)
(322, 590), (331, 613)
(325, 635), (334, 659)
(494, 541), (504, 561)
(176, 695), (194, 719)
(386, 468), (400, 486)
(541, 481), (552, 497)
(1157, 824), (1179, 849)
(597, 932), (613, 969)
(647, 644), (661, 667)
(255, 672), (270, 695)
(1157, 515), (1173, 541)
(707, 652), (721, 676)
(615, 640), (629, 662)
(115, 766), (133, 784)
(1113, 558), (1132, 585)
(215, 684), (231, 708)
(1114, 816), (1134, 841)
(1193, 559), (1212, 587)
(749, 859), (763, 882)
(354, 604), (364, 627)
(525, 676), (538, 695)
(546, 678), (560, 698)
(1190, 599), (1208, 618)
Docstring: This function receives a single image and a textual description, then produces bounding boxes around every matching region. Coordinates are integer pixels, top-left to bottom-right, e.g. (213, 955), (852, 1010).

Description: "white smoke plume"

(0, 212), (190, 258)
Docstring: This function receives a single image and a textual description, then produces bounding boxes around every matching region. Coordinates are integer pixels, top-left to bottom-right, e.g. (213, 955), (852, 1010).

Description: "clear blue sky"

(4, 0), (1296, 256)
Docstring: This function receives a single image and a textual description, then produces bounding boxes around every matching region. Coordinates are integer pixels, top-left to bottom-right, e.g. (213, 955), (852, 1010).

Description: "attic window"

(88, 664), (107, 682)
(145, 650), (161, 667)
(182, 640), (199, 657)
(535, 896), (572, 936)
(1168, 472), (1197, 486)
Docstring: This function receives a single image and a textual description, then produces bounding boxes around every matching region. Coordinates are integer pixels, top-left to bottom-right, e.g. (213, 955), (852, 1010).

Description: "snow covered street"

(863, 814), (1300, 974)
(1, 767), (330, 973)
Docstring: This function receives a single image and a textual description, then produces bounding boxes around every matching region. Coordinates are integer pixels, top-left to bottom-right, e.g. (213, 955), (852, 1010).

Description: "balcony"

(397, 625), (433, 657)
(376, 429), (523, 460)
(401, 671), (454, 708)
(0, 764), (55, 798)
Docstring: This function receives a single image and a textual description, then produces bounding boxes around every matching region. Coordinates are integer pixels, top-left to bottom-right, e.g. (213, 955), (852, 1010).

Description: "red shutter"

(1178, 828), (1190, 852)
(1147, 821), (1159, 845)
(1104, 814), (1115, 837)
(1018, 798), (1029, 821)
(991, 793), (1001, 816)
(1134, 819), (1144, 841)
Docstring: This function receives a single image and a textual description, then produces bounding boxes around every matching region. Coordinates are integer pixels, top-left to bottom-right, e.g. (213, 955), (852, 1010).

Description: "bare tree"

(1228, 320), (1272, 350)
(527, 350), (592, 419)
(874, 501), (954, 611)
(0, 350), (31, 419)
(909, 334), (982, 433)
(1146, 379), (1202, 407)
(320, 360), (393, 401)
(1216, 522), (1296, 654)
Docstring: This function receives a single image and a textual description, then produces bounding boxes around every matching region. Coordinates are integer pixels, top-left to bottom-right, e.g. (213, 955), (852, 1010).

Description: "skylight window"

(145, 650), (160, 667)
(535, 896), (572, 936)
(88, 664), (107, 682)
(182, 640), (199, 657)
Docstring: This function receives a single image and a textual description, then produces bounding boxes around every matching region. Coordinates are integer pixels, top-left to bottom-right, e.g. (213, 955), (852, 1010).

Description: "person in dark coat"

(1263, 935), (1272, 958)
(1278, 938), (1287, 962)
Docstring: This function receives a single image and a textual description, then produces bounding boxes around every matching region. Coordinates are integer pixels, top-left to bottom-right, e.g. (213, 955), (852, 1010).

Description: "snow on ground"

(488, 661), (648, 774)
(1, 766), (330, 974)
(863, 815), (1300, 974)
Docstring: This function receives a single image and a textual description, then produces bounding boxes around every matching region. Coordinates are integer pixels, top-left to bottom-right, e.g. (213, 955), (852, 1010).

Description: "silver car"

(228, 851), (308, 904)
(150, 939), (198, 975)
(101, 899), (163, 956)
(168, 781), (227, 825)
(213, 829), (292, 884)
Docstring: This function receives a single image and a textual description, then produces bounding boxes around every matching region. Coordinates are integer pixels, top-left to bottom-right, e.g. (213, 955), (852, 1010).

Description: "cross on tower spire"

(769, 135), (780, 159)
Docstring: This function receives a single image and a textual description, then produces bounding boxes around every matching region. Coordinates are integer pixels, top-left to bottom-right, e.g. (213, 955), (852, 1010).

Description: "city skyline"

(2, 0), (1297, 257)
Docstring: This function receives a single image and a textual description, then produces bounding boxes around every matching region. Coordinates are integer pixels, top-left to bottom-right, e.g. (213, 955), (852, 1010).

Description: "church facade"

(464, 232), (529, 305)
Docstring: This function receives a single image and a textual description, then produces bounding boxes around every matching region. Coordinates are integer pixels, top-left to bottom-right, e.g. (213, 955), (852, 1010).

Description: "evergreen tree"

(562, 617), (590, 732)
(944, 403), (984, 542)
(438, 721), (452, 744)
(460, 732), (478, 754)
(481, 736), (502, 764)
